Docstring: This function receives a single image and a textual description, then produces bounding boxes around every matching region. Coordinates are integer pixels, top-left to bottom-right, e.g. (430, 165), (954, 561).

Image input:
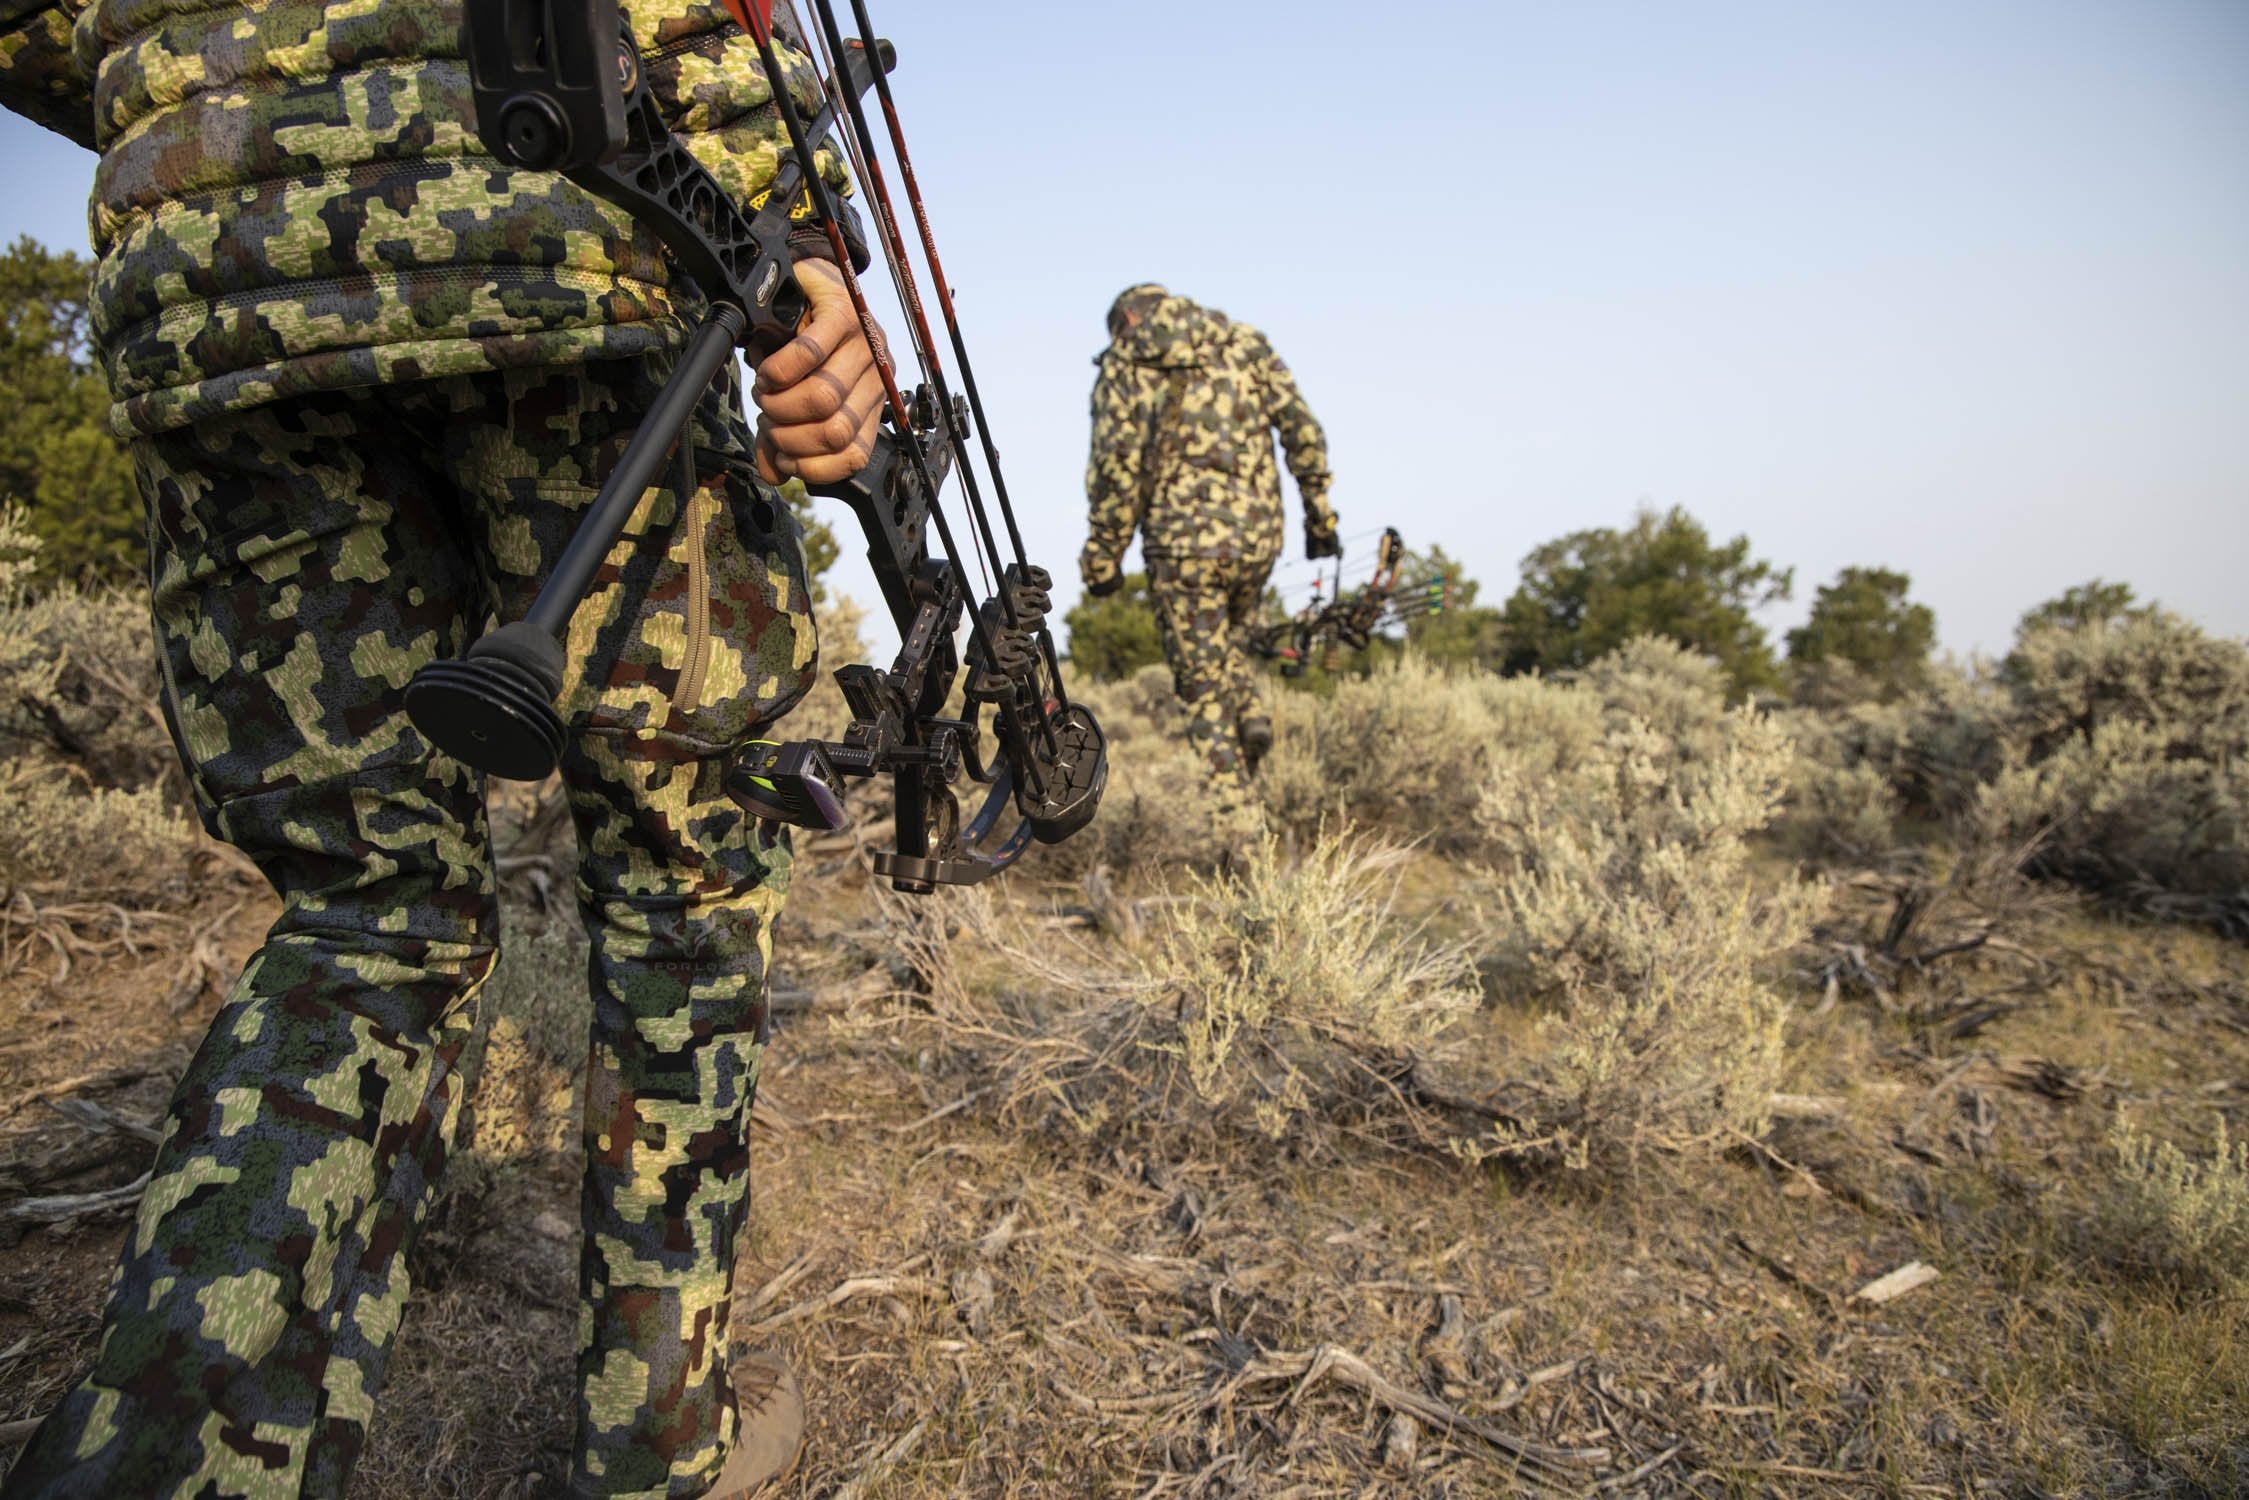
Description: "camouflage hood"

(1109, 294), (1232, 371)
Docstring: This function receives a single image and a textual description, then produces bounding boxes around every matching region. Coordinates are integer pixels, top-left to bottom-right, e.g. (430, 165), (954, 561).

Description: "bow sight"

(1252, 528), (1454, 675)
(405, 0), (1106, 892)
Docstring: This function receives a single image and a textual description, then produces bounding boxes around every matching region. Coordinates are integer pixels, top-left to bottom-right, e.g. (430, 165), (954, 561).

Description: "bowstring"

(791, 0), (1070, 770)
(734, 5), (1014, 689)
(833, 0), (1073, 711)
(775, 0), (1001, 602)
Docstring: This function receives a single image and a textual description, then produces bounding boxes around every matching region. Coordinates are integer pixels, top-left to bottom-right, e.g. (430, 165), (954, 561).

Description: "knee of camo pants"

(552, 435), (816, 1499)
(0, 397), (508, 1500)
(1181, 685), (1248, 786)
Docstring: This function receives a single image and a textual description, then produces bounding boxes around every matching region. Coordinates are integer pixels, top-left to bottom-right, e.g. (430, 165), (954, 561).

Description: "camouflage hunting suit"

(1080, 285), (1333, 835)
(0, 2), (842, 1496)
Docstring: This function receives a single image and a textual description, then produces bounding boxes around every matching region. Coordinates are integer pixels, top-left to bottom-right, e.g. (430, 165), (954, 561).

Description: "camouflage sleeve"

(0, 0), (96, 149)
(638, 2), (858, 261)
(1081, 355), (1154, 587)
(1251, 329), (1334, 528)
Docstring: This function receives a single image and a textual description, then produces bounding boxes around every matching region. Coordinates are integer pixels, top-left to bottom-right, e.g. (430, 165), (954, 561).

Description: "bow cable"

(738, 4), (1064, 791)
(778, 0), (1068, 759)
(783, 0), (1025, 653)
(830, 0), (1072, 711)
(732, 8), (1012, 687)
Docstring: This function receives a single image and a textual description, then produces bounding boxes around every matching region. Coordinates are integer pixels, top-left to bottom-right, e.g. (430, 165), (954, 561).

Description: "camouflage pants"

(1145, 551), (1273, 838)
(1, 353), (816, 1500)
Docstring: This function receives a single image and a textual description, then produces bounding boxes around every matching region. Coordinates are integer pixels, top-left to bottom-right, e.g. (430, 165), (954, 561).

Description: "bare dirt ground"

(3, 818), (2245, 1498)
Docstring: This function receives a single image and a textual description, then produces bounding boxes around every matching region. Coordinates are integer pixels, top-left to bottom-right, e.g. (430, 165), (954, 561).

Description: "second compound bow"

(1251, 528), (1455, 676)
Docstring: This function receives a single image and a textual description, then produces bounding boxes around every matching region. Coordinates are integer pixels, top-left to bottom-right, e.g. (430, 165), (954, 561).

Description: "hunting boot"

(1238, 715), (1273, 776)
(705, 1350), (806, 1497)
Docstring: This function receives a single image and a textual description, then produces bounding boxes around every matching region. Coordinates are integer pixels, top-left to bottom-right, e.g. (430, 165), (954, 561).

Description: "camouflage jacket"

(1082, 290), (1332, 577)
(0, 0), (849, 437)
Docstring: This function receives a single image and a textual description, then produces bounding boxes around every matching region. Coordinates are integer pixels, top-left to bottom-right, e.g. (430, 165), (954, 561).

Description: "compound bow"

(1251, 528), (1454, 676)
(404, 0), (1105, 893)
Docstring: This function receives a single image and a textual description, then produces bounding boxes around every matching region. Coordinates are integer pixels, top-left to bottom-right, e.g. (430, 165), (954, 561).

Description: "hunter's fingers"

(755, 393), (882, 486)
(752, 329), (878, 425)
(760, 360), (885, 460)
(752, 260), (862, 396)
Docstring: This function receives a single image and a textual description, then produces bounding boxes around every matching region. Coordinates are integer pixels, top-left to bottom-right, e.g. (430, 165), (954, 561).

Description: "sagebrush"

(2096, 1115), (2249, 1296)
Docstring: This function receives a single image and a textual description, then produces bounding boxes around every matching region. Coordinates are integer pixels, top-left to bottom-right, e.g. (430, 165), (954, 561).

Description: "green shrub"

(1062, 572), (1165, 684)
(1497, 505), (1793, 698)
(1984, 611), (2248, 930)
(1785, 566), (1936, 705)
(1470, 641), (1817, 1171)
(2097, 1116), (2249, 1296)
(0, 237), (143, 584)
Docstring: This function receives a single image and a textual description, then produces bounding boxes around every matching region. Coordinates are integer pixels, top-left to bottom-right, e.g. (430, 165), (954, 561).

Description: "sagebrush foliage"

(1256, 654), (1564, 852)
(2097, 1116), (2249, 1296)
(1981, 611), (2248, 929)
(1146, 833), (1480, 1139)
(1472, 637), (1816, 1169)
(1069, 638), (1814, 1173)
(2, 504), (201, 906)
(1051, 665), (1237, 875)
(0, 764), (200, 904)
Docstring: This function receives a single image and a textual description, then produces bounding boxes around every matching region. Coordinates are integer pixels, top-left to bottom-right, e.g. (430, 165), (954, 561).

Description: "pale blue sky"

(5, 0), (2244, 654)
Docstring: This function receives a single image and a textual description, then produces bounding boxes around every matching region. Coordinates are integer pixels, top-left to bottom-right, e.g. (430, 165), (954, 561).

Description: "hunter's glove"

(1304, 514), (1342, 561)
(1080, 547), (1125, 598)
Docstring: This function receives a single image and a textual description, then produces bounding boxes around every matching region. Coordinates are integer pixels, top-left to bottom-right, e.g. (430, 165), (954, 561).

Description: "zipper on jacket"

(671, 462), (715, 720)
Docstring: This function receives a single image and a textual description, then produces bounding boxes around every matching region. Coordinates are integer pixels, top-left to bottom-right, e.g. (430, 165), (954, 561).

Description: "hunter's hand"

(752, 259), (889, 486)
(1080, 546), (1125, 598)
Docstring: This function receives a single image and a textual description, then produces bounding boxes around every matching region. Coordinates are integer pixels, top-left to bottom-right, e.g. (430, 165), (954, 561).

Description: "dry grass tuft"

(1139, 832), (1480, 1141)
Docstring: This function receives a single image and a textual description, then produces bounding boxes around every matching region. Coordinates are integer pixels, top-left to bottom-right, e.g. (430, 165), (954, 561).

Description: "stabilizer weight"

(404, 621), (568, 781)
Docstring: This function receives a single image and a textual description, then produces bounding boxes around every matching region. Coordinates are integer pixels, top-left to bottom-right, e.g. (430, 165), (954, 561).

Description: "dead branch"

(830, 1417), (929, 1500)
(0, 1065), (165, 1130)
(1598, 1441), (1685, 1492)
(43, 1096), (166, 1147)
(4, 1170), (150, 1230)
(1254, 1344), (1607, 1484)
(739, 1251), (817, 1320)
(735, 1263), (940, 1339)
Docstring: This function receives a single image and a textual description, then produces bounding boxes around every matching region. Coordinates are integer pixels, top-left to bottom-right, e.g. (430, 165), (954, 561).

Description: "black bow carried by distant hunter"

(404, 0), (1106, 893)
(1250, 528), (1453, 676)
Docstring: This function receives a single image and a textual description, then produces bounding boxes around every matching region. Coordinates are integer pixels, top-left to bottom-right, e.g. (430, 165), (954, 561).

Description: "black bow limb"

(404, 0), (1106, 893)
